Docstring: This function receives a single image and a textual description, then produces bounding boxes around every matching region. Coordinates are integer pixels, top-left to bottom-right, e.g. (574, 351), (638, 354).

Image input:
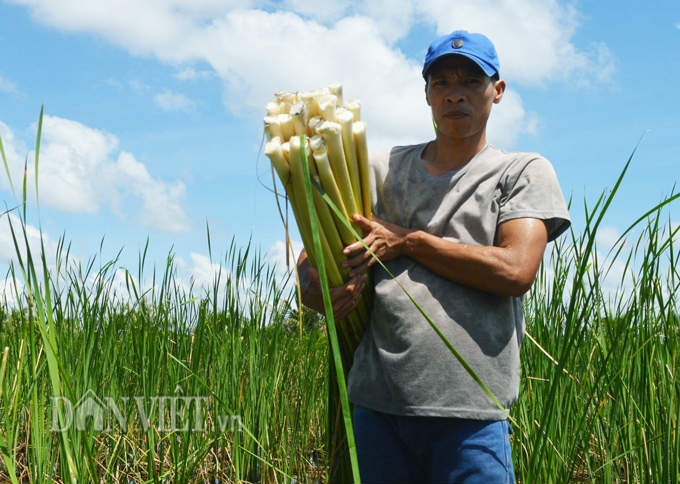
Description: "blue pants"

(353, 405), (515, 484)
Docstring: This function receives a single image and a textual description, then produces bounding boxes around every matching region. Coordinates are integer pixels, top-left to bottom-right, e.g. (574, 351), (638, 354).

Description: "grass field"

(1, 134), (679, 482)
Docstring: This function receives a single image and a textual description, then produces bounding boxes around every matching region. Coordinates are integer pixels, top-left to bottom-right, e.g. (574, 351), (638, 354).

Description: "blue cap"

(422, 30), (500, 79)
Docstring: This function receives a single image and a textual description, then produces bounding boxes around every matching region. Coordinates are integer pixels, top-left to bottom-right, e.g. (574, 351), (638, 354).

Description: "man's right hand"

(298, 249), (367, 321)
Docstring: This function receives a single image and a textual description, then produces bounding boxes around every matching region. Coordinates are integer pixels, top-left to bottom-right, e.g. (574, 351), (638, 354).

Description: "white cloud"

(595, 248), (634, 306)
(128, 79), (150, 94)
(415, 0), (615, 85)
(591, 221), (680, 309)
(265, 239), (304, 296)
(0, 212), (64, 282)
(105, 78), (123, 89)
(282, 0), (350, 23)
(198, 11), (433, 150)
(267, 239), (303, 273)
(0, 74), (20, 95)
(525, 114), (539, 136)
(174, 66), (214, 80)
(187, 252), (232, 291)
(8, 1), (614, 152)
(535, 237), (638, 312)
(0, 276), (24, 307)
(0, 115), (191, 233)
(675, 22), (680, 30)
(35, 116), (120, 213)
(154, 89), (196, 112)
(0, 120), (27, 196)
(115, 151), (191, 232)
(487, 89), (533, 147)
(593, 42), (616, 84)
(131, 82), (197, 114)
(184, 251), (274, 317)
(595, 225), (622, 251)
(355, 0), (418, 44)
(0, 217), (287, 313)
(9, 0), (254, 60)
(58, 251), (231, 309)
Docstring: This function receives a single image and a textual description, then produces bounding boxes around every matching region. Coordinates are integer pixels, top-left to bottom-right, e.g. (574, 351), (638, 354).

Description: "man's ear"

(425, 82), (431, 106)
(493, 80), (506, 104)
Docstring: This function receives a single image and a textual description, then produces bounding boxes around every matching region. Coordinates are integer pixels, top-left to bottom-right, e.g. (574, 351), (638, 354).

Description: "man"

(298, 30), (571, 483)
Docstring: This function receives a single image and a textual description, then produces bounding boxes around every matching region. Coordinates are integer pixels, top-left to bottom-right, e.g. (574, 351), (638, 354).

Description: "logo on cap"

(452, 39), (464, 49)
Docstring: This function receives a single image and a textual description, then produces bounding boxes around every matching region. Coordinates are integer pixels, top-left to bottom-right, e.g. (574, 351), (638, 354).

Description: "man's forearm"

(400, 231), (528, 296)
(344, 215), (547, 297)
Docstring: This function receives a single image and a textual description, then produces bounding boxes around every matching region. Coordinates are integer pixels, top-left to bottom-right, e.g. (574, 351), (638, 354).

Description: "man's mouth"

(443, 111), (469, 119)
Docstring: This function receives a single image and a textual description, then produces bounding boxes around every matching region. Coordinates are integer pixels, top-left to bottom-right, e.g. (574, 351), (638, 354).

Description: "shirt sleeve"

(498, 156), (571, 242)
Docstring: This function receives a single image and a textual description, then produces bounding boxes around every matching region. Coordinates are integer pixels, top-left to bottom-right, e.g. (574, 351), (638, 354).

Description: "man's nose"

(443, 86), (466, 103)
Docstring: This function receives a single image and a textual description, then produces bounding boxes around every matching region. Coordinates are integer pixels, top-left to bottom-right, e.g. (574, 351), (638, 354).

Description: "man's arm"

(343, 214), (548, 297)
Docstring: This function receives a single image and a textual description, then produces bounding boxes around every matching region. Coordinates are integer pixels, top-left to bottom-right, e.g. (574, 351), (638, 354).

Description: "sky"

(0, 0), (679, 301)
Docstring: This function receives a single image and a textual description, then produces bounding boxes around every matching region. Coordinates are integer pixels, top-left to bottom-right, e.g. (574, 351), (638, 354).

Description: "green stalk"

(0, 135), (16, 198)
(299, 135), (360, 483)
(4, 107), (79, 482)
(336, 110), (362, 213)
(35, 104), (43, 209)
(0, 346), (18, 484)
(312, 147), (355, 246)
(352, 121), (372, 218)
(317, 122), (360, 227)
(267, 138), (317, 267)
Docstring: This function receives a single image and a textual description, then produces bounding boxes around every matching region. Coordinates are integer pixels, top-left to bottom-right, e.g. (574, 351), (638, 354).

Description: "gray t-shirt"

(346, 142), (571, 420)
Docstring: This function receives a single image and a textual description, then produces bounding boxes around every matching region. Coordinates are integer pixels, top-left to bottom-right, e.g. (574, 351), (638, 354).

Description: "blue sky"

(1, 0), (679, 299)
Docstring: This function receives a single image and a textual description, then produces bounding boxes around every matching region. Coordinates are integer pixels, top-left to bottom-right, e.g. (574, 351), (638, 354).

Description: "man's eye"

(465, 78), (481, 85)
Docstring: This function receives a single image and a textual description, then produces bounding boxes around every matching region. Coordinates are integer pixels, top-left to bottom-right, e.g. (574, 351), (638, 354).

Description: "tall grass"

(515, 187), (680, 483)
(1, 111), (678, 482)
(0, 231), (331, 483)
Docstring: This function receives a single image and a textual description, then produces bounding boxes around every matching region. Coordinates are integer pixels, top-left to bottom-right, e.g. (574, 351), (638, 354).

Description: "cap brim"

(423, 52), (497, 79)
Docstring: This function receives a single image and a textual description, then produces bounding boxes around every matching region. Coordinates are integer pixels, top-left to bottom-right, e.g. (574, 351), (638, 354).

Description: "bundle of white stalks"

(264, 84), (372, 346)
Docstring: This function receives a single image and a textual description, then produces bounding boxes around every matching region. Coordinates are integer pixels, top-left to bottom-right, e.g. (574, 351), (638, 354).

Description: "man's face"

(425, 55), (505, 141)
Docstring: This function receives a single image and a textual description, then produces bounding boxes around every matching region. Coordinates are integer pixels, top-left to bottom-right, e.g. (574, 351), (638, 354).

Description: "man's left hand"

(342, 214), (412, 277)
